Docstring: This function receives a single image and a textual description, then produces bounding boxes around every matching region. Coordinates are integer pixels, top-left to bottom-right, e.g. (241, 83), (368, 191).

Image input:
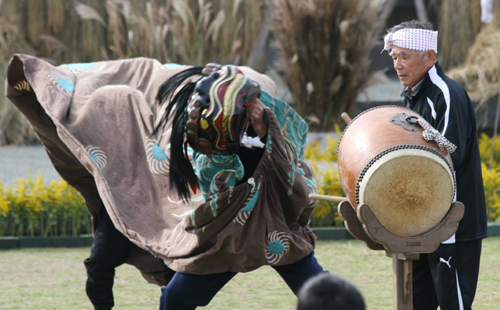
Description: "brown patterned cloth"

(5, 54), (318, 279)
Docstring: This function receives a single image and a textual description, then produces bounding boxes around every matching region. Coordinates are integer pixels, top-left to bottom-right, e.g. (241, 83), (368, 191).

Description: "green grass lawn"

(1, 237), (499, 309)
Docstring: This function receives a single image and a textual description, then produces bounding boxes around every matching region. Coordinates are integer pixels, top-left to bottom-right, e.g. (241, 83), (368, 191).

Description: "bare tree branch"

(369, 0), (398, 48)
(414, 0), (429, 23)
(247, 6), (273, 69)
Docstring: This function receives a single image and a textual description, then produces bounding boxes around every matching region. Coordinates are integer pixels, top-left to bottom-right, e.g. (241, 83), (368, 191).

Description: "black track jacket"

(402, 62), (488, 243)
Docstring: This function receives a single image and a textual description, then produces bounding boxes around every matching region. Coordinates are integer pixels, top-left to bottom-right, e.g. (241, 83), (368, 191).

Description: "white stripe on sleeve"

(426, 97), (437, 119)
(428, 66), (451, 135)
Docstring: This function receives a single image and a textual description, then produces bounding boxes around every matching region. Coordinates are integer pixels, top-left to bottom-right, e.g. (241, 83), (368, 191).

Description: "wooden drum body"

(337, 106), (455, 237)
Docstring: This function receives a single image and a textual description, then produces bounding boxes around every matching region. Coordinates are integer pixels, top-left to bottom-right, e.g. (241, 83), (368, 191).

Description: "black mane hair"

(153, 66), (204, 201)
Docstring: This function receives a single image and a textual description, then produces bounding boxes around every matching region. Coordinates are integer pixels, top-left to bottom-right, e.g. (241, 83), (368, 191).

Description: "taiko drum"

(337, 106), (455, 237)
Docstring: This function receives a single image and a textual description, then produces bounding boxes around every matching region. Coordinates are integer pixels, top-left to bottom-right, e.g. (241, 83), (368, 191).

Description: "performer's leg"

(272, 251), (325, 295)
(413, 253), (439, 310)
(429, 240), (482, 310)
(159, 271), (237, 310)
(84, 206), (132, 310)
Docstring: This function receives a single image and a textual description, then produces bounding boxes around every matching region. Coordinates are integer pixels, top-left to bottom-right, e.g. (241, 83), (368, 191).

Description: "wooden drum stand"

(309, 194), (464, 310)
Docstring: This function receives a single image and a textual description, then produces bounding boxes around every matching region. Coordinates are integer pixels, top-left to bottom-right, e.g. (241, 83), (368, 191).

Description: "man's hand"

(201, 63), (221, 77)
(248, 99), (268, 138)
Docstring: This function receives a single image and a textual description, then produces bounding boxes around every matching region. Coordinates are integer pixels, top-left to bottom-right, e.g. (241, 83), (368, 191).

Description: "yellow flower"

(305, 141), (321, 161)
(481, 163), (500, 222)
(0, 195), (10, 217)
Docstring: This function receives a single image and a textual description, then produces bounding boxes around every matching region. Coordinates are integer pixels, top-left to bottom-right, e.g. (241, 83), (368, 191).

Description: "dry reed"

(272, 0), (386, 131)
(0, 0), (264, 145)
(0, 16), (38, 145)
(438, 0), (482, 70)
(447, 14), (500, 106)
(1, 0), (264, 65)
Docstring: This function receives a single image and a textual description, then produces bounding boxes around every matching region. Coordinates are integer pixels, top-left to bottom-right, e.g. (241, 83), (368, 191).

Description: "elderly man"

(383, 20), (488, 310)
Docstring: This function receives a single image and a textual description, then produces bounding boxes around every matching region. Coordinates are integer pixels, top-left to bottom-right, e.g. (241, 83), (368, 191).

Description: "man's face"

(390, 46), (431, 89)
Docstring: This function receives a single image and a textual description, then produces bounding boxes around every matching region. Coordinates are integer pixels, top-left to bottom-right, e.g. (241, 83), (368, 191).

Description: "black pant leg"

(453, 240), (482, 309)
(413, 253), (439, 310)
(413, 240), (482, 310)
(272, 251), (325, 295)
(84, 207), (132, 310)
(159, 271), (237, 310)
(430, 241), (482, 310)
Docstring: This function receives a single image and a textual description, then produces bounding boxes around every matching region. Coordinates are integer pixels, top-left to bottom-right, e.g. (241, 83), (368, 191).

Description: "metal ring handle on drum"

(405, 116), (418, 125)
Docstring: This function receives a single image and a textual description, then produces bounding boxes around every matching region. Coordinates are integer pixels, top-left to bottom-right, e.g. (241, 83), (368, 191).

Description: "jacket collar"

(400, 62), (443, 100)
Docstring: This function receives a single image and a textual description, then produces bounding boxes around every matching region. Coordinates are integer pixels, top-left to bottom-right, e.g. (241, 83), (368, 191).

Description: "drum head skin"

(358, 147), (454, 237)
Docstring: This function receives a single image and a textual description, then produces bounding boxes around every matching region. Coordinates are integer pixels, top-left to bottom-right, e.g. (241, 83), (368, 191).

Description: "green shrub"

(478, 132), (500, 169)
(0, 173), (90, 237)
(479, 133), (500, 222)
(305, 125), (344, 227)
(1, 131), (499, 236)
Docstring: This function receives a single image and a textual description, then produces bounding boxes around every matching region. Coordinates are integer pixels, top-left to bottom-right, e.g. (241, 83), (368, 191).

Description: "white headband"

(383, 28), (438, 53)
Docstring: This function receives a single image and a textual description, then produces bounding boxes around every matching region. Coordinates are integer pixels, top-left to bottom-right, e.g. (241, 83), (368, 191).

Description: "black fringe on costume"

(153, 66), (204, 201)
